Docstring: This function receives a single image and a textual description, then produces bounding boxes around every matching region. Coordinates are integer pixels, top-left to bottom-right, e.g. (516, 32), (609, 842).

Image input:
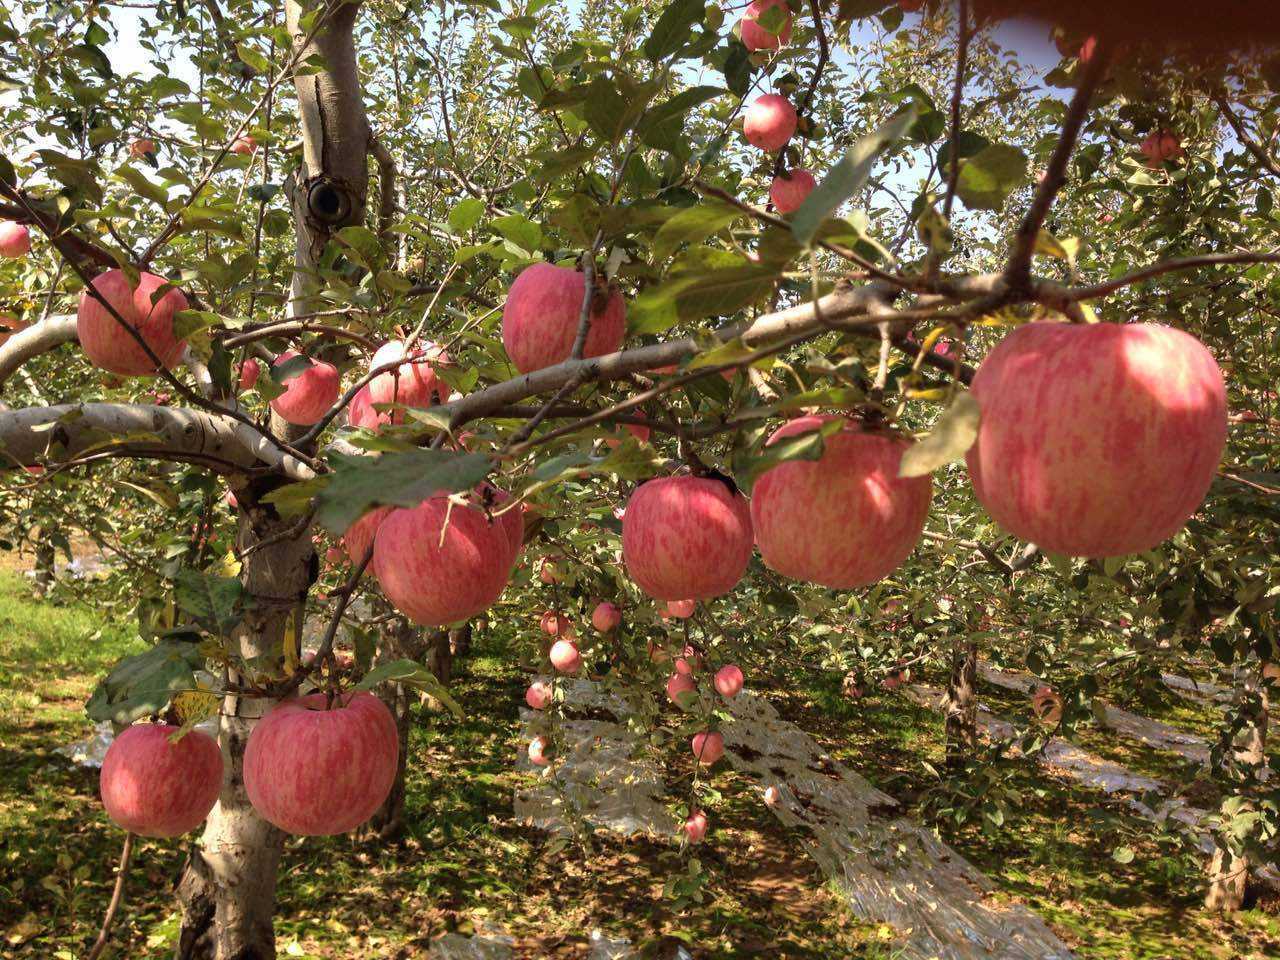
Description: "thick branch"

(0, 314), (77, 389)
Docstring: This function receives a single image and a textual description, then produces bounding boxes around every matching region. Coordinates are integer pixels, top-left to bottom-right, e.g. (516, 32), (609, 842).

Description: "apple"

(666, 672), (697, 707)
(243, 691), (398, 835)
(740, 0), (793, 51)
(324, 545), (344, 565)
(743, 94), (797, 151)
(373, 495), (512, 625)
(540, 610), (571, 636)
(683, 809), (709, 843)
(268, 350), (341, 426)
(752, 416), (932, 587)
(604, 422), (652, 448)
(77, 269), (188, 376)
(713, 664), (744, 699)
(502, 262), (626, 374)
(691, 731), (725, 765)
(0, 221), (31, 258)
(525, 680), (553, 710)
(881, 666), (911, 690)
(129, 138), (157, 158)
(549, 638), (582, 674)
(343, 505), (393, 566)
(1031, 685), (1063, 725)
(366, 339), (445, 418)
(528, 735), (551, 767)
(538, 556), (563, 584)
(226, 489), (239, 509)
(769, 169), (817, 214)
(231, 134), (257, 154)
(239, 357), (261, 390)
(662, 599), (697, 620)
(591, 601), (621, 633)
(0, 314), (27, 346)
(476, 482), (524, 563)
(1262, 662), (1280, 683)
(1141, 130), (1184, 167)
(763, 785), (782, 806)
(899, 0), (926, 11)
(966, 323), (1227, 557)
(99, 724), (222, 837)
(622, 475), (753, 601)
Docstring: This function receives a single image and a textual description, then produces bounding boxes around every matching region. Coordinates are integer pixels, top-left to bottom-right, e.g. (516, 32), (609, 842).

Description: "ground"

(1, 570), (1278, 958)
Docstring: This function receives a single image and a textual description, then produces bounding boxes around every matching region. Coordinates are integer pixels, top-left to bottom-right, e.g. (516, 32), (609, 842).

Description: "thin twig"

(941, 0), (972, 221)
(86, 832), (134, 960)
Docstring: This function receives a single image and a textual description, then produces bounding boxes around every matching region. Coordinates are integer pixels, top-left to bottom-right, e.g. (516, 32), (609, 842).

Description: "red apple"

(99, 724), (222, 837)
(373, 495), (512, 625)
(683, 809), (709, 843)
(239, 357), (261, 390)
(77, 269), (188, 376)
(966, 323), (1227, 557)
(243, 691), (398, 835)
(366, 339), (445, 416)
(231, 134), (257, 155)
(268, 350), (341, 426)
(713, 664), (744, 699)
(1141, 130), (1184, 167)
(604, 422), (652, 448)
(528, 735), (551, 767)
(662, 599), (697, 619)
(549, 639), (581, 674)
(743, 94), (797, 151)
(0, 221), (31, 258)
(343, 505), (393, 566)
(476, 483), (524, 563)
(540, 610), (571, 636)
(769, 169), (817, 214)
(1031, 685), (1063, 724)
(763, 784), (782, 806)
(622, 475), (753, 600)
(740, 0), (793, 51)
(752, 416), (932, 587)
(129, 138), (157, 158)
(591, 601), (621, 633)
(666, 672), (697, 707)
(502, 262), (626, 374)
(691, 731), (725, 765)
(0, 314), (27, 346)
(226, 489), (239, 509)
(525, 681), (553, 710)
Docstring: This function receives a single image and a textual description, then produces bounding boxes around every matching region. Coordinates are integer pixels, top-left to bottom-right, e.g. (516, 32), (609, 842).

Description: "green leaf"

(173, 309), (224, 341)
(652, 200), (742, 261)
(899, 392), (980, 478)
(354, 658), (463, 718)
(686, 336), (757, 371)
(448, 197), (486, 235)
(314, 450), (493, 535)
(174, 568), (246, 635)
(114, 164), (169, 206)
(235, 42), (272, 74)
(956, 143), (1029, 212)
(499, 16), (537, 39)
(643, 0), (706, 61)
(791, 107), (917, 247)
(740, 418), (845, 490)
(637, 85), (724, 151)
(491, 213), (542, 254)
(336, 225), (383, 267)
(629, 250), (780, 335)
(85, 641), (202, 725)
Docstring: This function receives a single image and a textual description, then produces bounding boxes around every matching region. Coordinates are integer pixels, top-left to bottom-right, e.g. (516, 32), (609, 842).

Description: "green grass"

(1, 570), (1278, 958)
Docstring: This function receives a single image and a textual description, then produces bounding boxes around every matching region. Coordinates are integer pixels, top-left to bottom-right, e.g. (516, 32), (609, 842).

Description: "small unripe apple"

(77, 269), (188, 376)
(743, 94), (797, 151)
(243, 691), (398, 836)
(666, 672), (697, 707)
(502, 262), (626, 374)
(683, 809), (709, 843)
(528, 735), (551, 766)
(549, 639), (581, 674)
(269, 350), (341, 426)
(525, 680), (553, 710)
(591, 601), (621, 633)
(769, 169), (817, 214)
(713, 664), (744, 699)
(99, 724), (223, 837)
(740, 0), (793, 51)
(0, 221), (31, 258)
(239, 357), (261, 390)
(691, 731), (725, 765)
(622, 475), (753, 601)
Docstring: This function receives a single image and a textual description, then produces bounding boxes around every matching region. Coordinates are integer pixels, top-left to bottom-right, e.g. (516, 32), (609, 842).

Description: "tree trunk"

(944, 637), (978, 769)
(1206, 668), (1269, 911)
(363, 616), (423, 841)
(175, 500), (316, 960)
(32, 529), (54, 597)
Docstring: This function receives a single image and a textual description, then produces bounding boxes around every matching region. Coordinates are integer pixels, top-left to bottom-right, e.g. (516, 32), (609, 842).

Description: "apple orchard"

(0, 0), (1278, 958)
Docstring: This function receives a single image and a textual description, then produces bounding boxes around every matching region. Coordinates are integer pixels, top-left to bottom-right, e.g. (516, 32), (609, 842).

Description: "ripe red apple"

(1141, 130), (1184, 167)
(367, 339), (445, 415)
(549, 638), (581, 674)
(538, 556), (563, 584)
(752, 416), (932, 587)
(1031, 685), (1063, 724)
(130, 138), (157, 158)
(1262, 662), (1280, 683)
(591, 601), (621, 633)
(769, 169), (817, 214)
(99, 724), (222, 837)
(881, 666), (911, 690)
(622, 475), (753, 601)
(743, 94), (797, 151)
(525, 681), (553, 710)
(477, 483), (524, 563)
(373, 495), (512, 625)
(666, 672), (697, 707)
(966, 323), (1227, 557)
(740, 0), (793, 50)
(0, 221), (31, 258)
(713, 664), (744, 699)
(243, 691), (397, 835)
(540, 610), (571, 636)
(268, 351), (340, 426)
(662, 599), (697, 619)
(502, 262), (626, 374)
(231, 134), (257, 154)
(343, 505), (393, 566)
(683, 809), (708, 843)
(0, 314), (27, 346)
(528, 735), (551, 767)
(763, 784), (782, 806)
(239, 357), (261, 390)
(691, 731), (725, 765)
(77, 269), (188, 376)
(604, 422), (652, 448)
(324, 545), (344, 565)
(226, 489), (239, 509)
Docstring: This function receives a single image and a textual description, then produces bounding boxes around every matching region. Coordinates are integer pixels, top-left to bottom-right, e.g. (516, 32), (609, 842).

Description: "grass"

(0, 569), (1278, 958)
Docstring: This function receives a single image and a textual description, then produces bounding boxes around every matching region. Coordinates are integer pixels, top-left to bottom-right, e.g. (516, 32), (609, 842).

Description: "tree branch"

(942, 0), (972, 221)
(0, 314), (77, 390)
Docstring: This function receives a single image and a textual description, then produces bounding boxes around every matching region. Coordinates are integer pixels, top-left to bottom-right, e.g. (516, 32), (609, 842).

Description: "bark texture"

(944, 637), (978, 768)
